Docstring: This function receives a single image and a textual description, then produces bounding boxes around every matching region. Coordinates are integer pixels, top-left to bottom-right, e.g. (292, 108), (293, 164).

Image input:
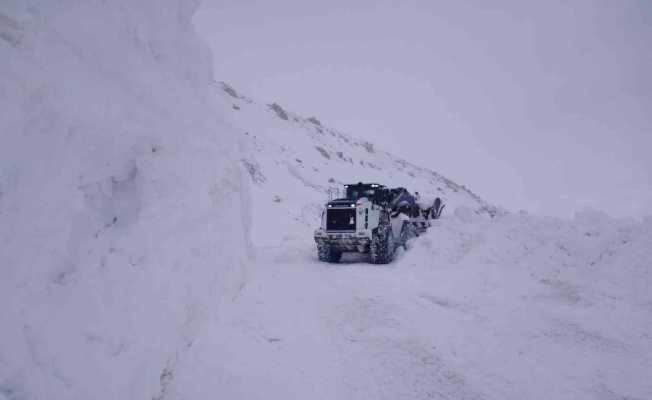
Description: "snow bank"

(0, 1), (248, 399)
(396, 207), (652, 398)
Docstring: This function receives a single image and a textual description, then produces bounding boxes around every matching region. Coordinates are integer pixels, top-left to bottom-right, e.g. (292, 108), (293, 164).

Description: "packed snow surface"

(194, 209), (651, 400)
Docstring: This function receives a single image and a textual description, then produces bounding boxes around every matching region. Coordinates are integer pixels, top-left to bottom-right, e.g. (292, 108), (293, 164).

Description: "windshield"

(346, 185), (374, 200)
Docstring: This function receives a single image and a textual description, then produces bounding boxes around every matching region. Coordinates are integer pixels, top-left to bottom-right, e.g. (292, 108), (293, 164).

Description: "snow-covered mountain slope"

(0, 2), (248, 399)
(213, 82), (498, 245)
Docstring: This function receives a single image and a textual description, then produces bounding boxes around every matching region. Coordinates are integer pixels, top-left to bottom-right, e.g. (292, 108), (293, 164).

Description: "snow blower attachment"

(314, 182), (444, 264)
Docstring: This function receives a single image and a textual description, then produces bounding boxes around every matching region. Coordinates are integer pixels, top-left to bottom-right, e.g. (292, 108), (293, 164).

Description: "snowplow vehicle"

(314, 182), (443, 264)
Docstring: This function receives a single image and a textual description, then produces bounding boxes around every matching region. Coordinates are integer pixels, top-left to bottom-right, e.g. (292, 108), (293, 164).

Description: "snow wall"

(0, 1), (249, 399)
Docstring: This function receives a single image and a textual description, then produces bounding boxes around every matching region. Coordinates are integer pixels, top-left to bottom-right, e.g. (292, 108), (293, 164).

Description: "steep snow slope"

(193, 210), (651, 400)
(0, 2), (248, 399)
(213, 82), (498, 245)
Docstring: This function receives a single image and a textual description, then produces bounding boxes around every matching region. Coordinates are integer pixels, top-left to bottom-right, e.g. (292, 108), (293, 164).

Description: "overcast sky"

(194, 0), (652, 218)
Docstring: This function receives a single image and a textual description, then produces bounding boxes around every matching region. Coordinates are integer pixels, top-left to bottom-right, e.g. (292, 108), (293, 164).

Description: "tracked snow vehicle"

(314, 183), (416, 264)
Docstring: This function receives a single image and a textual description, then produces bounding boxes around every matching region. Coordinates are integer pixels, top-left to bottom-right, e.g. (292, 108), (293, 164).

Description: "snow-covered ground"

(1, 1), (650, 400)
(179, 209), (651, 400)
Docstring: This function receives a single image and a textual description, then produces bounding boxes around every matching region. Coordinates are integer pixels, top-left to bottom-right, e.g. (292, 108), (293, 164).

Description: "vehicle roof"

(344, 182), (384, 187)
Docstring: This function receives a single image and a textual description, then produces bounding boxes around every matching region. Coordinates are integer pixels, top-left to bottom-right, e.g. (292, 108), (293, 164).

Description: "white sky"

(194, 0), (652, 218)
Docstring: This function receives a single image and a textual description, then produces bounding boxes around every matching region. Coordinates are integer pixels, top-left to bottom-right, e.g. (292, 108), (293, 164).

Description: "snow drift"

(0, 1), (248, 399)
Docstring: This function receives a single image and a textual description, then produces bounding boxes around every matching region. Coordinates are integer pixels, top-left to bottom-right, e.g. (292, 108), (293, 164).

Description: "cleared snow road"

(176, 212), (651, 400)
